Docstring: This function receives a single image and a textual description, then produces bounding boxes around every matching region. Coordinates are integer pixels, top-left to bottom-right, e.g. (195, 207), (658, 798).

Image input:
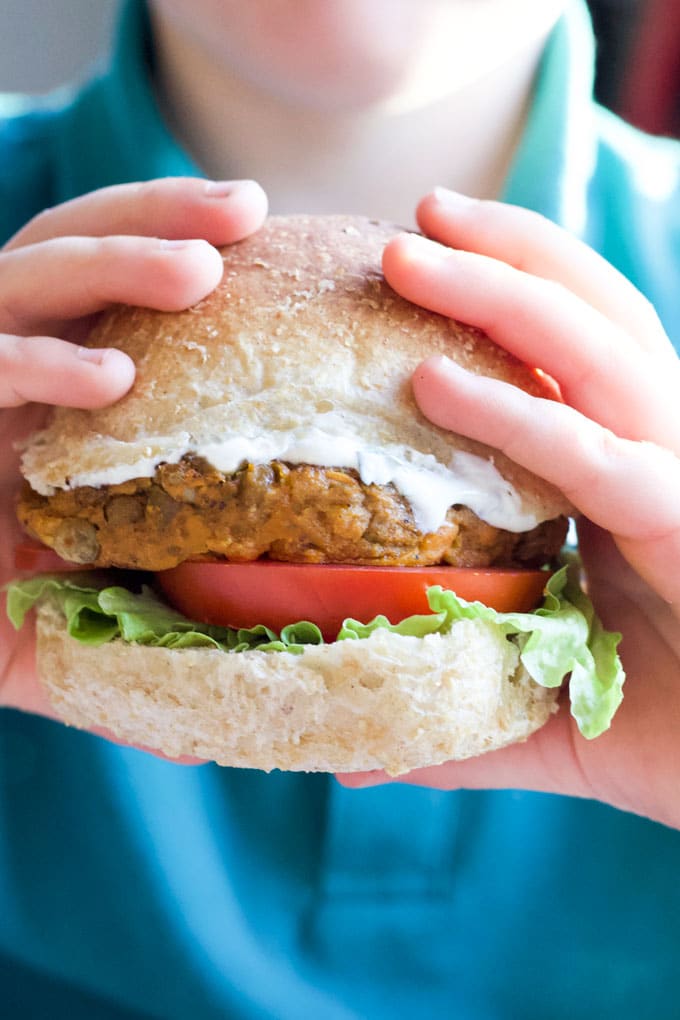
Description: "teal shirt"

(2, 3), (680, 1018)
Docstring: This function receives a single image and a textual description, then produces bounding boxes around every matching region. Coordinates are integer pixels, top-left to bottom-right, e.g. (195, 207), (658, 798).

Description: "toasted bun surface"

(21, 214), (570, 525)
(37, 602), (558, 775)
(25, 214), (567, 772)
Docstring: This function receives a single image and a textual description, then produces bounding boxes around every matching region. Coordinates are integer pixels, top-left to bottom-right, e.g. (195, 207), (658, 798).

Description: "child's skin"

(0, 176), (268, 720)
(1, 1), (679, 827)
(149, 0), (566, 214)
(343, 191), (680, 831)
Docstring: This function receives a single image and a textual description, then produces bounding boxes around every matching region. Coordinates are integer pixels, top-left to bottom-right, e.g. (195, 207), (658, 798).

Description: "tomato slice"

(156, 561), (549, 641)
(14, 541), (82, 573)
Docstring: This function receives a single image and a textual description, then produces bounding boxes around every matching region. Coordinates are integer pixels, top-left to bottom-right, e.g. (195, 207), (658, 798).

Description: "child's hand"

(0, 177), (266, 408)
(0, 176), (267, 731)
(340, 188), (680, 829)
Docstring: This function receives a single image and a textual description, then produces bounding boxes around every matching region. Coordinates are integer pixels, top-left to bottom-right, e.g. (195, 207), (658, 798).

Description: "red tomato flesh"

(157, 561), (549, 641)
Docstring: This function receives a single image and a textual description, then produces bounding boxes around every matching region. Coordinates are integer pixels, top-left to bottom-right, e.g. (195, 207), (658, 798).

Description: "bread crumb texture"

(37, 601), (558, 775)
(21, 215), (569, 522)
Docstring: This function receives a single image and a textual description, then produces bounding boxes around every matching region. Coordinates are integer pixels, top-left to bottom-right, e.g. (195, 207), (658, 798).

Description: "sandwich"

(6, 215), (624, 774)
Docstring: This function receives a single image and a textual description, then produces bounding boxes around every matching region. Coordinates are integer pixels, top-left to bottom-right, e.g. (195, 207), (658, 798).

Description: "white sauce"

(60, 423), (543, 534)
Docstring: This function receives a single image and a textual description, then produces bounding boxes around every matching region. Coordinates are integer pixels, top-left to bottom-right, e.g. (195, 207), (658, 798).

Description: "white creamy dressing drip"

(59, 421), (543, 534)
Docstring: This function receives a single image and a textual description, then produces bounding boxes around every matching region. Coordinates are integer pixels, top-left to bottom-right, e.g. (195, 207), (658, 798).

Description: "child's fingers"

(0, 334), (135, 408)
(0, 619), (206, 763)
(0, 235), (224, 334)
(5, 177), (268, 251)
(413, 355), (680, 603)
(416, 188), (673, 359)
(337, 707), (589, 801)
(383, 232), (680, 450)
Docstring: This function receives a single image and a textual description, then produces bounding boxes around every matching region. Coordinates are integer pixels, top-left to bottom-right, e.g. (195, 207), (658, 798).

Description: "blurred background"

(0, 0), (677, 137)
(2, 0), (117, 93)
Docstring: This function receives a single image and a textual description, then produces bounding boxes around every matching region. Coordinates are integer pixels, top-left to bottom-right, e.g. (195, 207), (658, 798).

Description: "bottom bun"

(36, 601), (559, 775)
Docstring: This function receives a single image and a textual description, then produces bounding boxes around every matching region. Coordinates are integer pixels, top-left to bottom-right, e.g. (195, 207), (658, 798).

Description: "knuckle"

(527, 271), (573, 313)
(0, 336), (25, 406)
(565, 421), (624, 502)
(501, 203), (555, 243)
(135, 177), (173, 214)
(93, 234), (130, 260)
(637, 292), (669, 341)
(0, 252), (25, 334)
(4, 204), (56, 250)
(137, 176), (200, 217)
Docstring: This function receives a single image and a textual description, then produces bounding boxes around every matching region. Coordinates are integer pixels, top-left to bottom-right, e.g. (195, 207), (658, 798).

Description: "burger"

(6, 215), (624, 774)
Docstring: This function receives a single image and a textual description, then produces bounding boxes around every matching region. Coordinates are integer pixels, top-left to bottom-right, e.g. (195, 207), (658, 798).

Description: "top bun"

(21, 215), (569, 525)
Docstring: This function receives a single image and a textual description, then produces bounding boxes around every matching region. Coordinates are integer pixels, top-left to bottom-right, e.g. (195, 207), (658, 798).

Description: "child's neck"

(151, 13), (558, 227)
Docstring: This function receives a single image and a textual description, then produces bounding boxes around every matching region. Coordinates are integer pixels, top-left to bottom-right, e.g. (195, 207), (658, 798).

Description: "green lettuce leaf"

(420, 567), (625, 739)
(5, 563), (624, 738)
(4, 575), (321, 654)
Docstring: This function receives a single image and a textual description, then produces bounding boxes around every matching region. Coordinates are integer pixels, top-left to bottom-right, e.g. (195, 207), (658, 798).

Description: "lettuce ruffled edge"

(5, 562), (624, 739)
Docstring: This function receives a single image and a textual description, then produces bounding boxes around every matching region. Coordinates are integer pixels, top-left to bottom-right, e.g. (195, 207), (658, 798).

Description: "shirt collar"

(502, 0), (598, 236)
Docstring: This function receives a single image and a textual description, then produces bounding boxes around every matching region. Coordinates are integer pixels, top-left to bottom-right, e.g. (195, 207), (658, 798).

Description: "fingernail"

(433, 186), (477, 208)
(414, 353), (455, 383)
(400, 232), (451, 261)
(76, 345), (108, 364)
(429, 353), (467, 375)
(159, 238), (207, 251)
(76, 346), (133, 374)
(203, 178), (260, 198)
(204, 180), (237, 198)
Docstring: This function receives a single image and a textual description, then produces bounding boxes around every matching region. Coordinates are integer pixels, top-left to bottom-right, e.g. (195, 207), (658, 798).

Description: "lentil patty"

(17, 455), (568, 571)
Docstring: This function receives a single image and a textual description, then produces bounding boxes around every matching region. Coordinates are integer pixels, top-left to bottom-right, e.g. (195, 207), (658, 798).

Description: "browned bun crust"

(22, 215), (568, 773)
(20, 214), (570, 526)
